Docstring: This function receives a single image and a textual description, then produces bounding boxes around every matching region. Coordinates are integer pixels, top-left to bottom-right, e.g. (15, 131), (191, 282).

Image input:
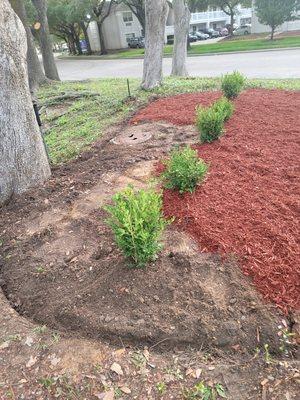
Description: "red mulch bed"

(133, 89), (300, 313)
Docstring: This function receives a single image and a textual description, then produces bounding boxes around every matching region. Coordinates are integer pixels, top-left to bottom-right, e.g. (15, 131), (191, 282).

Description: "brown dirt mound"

(1, 214), (281, 353)
(140, 89), (300, 313)
(0, 119), (284, 354)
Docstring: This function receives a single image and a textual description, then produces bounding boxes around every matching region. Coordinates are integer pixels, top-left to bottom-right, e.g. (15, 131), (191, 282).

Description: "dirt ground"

(0, 90), (299, 399)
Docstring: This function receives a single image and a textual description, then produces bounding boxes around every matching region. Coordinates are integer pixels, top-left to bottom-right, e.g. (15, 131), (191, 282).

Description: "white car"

(233, 24), (251, 36)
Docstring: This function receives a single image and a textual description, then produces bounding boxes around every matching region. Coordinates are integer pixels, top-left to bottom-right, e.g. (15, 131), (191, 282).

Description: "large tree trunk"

(97, 22), (107, 55)
(171, 0), (190, 77)
(270, 26), (275, 40)
(80, 21), (92, 55)
(31, 0), (60, 80)
(230, 11), (234, 36)
(72, 26), (83, 55)
(0, 0), (51, 206)
(141, 0), (168, 90)
(9, 0), (47, 94)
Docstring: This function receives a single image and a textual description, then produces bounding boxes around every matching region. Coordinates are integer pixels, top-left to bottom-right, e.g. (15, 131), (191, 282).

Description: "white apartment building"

(87, 3), (252, 52)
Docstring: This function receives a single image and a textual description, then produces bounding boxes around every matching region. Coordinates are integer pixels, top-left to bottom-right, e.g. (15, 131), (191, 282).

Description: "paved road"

(56, 49), (300, 81)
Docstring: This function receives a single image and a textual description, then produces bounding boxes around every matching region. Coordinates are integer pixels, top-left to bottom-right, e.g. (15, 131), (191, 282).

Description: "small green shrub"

(196, 106), (224, 143)
(105, 186), (168, 268)
(212, 96), (234, 122)
(221, 71), (245, 99)
(162, 146), (208, 193)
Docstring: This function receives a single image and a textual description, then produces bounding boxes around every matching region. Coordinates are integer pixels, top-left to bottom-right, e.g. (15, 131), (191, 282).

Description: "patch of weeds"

(6, 334), (21, 342)
(36, 266), (45, 273)
(183, 381), (227, 399)
(105, 186), (169, 268)
(51, 332), (61, 344)
(162, 146), (209, 193)
(196, 106), (224, 143)
(156, 382), (167, 396)
(114, 387), (123, 398)
(39, 376), (56, 391)
(38, 375), (82, 398)
(131, 350), (147, 369)
(39, 77), (300, 164)
(94, 363), (103, 373)
(279, 328), (295, 355)
(33, 325), (47, 334)
(164, 365), (184, 381)
(221, 71), (245, 99)
(37, 342), (49, 351)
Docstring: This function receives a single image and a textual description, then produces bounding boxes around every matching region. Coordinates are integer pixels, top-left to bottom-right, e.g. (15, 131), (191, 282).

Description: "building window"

(125, 33), (135, 43)
(123, 11), (133, 23)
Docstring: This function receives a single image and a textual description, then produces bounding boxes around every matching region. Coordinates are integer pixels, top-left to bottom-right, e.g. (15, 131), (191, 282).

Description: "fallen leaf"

(195, 368), (202, 379)
(110, 362), (123, 376)
(26, 356), (37, 368)
(114, 348), (125, 357)
(0, 341), (9, 350)
(94, 390), (114, 400)
(120, 386), (131, 394)
(24, 336), (34, 347)
(260, 378), (269, 386)
(185, 368), (194, 377)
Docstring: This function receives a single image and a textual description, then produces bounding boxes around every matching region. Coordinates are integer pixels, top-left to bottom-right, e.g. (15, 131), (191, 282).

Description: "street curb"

(57, 46), (300, 61)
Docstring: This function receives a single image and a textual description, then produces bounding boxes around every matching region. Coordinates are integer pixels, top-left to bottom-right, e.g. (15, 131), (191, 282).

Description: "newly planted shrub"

(162, 146), (208, 193)
(221, 71), (245, 99)
(105, 186), (168, 268)
(212, 96), (234, 122)
(196, 106), (224, 143)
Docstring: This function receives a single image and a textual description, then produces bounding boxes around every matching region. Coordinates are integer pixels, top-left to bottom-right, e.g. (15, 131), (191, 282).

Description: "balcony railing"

(190, 8), (252, 24)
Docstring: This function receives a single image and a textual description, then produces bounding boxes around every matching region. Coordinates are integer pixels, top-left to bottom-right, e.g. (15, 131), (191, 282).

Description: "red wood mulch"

(133, 89), (300, 313)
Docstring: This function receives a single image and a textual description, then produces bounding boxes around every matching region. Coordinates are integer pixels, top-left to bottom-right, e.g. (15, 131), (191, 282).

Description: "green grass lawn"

(39, 77), (300, 164)
(101, 36), (300, 59)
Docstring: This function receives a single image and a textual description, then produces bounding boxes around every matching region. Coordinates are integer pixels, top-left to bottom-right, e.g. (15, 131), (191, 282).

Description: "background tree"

(209, 1), (251, 34)
(9, 0), (47, 93)
(122, 0), (146, 33)
(73, 0), (94, 55)
(172, 0), (190, 76)
(31, 0), (60, 80)
(92, 0), (116, 55)
(0, 0), (51, 206)
(254, 0), (300, 40)
(187, 0), (209, 12)
(141, 0), (168, 89)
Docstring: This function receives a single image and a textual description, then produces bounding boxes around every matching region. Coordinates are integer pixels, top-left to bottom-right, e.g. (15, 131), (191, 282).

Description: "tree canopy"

(255, 0), (300, 39)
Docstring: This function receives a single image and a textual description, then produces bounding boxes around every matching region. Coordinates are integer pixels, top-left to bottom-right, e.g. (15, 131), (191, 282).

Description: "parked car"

(233, 24), (251, 36)
(195, 31), (209, 40)
(219, 27), (229, 36)
(200, 28), (220, 38)
(128, 37), (145, 48)
(188, 33), (198, 42)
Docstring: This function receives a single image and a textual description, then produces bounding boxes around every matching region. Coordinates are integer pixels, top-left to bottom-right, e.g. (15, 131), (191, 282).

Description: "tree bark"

(0, 0), (51, 206)
(270, 26), (275, 40)
(31, 0), (60, 80)
(230, 10), (234, 36)
(80, 21), (92, 55)
(141, 0), (168, 90)
(97, 22), (107, 55)
(9, 0), (47, 94)
(172, 0), (190, 77)
(72, 26), (83, 55)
